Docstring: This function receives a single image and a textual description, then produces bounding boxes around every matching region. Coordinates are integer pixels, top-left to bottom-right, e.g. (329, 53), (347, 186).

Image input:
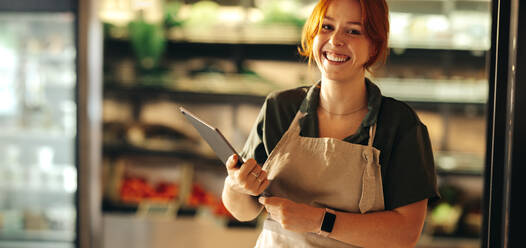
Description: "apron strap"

(367, 123), (377, 147)
(287, 111), (306, 136)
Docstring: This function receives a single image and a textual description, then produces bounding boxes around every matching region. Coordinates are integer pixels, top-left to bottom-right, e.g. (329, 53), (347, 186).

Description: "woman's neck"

(319, 76), (368, 116)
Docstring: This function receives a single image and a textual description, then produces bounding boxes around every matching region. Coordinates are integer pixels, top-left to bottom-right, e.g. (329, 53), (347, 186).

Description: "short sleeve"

(240, 100), (268, 165)
(383, 123), (440, 210)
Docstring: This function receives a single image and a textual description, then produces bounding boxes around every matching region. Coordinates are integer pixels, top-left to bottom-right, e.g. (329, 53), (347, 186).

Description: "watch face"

(321, 211), (336, 233)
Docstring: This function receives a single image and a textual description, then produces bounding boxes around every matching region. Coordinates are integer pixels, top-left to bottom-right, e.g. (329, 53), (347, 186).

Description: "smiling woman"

(312, 0), (373, 86)
(299, 0), (389, 72)
(221, 0), (440, 247)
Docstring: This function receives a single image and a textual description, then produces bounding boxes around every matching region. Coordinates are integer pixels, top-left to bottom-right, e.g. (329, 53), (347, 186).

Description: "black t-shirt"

(241, 79), (440, 210)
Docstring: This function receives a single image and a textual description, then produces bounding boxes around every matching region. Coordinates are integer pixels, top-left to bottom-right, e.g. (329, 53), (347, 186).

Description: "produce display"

(120, 176), (179, 203)
(118, 176), (233, 219)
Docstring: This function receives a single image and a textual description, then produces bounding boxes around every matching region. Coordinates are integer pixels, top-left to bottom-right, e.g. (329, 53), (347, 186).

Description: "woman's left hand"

(258, 196), (324, 233)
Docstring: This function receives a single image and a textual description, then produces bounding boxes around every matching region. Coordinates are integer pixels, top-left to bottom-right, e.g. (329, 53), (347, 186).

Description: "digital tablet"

(179, 106), (244, 168)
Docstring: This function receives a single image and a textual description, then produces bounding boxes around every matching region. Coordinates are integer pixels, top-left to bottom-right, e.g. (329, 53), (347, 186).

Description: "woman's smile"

(323, 51), (351, 64)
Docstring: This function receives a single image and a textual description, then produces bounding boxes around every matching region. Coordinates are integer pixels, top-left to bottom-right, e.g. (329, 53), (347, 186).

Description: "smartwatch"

(318, 208), (336, 237)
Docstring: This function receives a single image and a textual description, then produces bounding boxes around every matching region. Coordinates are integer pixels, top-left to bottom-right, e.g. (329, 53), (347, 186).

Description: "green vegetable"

(128, 19), (166, 70)
(164, 1), (183, 28)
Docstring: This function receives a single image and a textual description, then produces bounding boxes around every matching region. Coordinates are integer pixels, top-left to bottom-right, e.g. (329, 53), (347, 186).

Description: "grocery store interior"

(0, 0), (524, 247)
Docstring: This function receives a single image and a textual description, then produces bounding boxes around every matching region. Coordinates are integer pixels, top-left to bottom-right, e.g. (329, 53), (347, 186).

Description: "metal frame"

(77, 0), (103, 247)
(505, 1), (526, 246)
(483, 0), (525, 247)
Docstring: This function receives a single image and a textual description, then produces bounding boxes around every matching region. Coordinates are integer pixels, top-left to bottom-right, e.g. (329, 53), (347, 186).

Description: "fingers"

(226, 154), (239, 170)
(244, 163), (267, 193)
(254, 170), (267, 183)
(258, 196), (275, 206)
(241, 164), (267, 196)
(258, 196), (282, 221)
(225, 157), (269, 196)
(239, 159), (258, 180)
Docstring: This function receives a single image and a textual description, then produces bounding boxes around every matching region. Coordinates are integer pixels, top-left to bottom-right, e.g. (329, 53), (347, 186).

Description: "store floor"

(103, 214), (480, 248)
(103, 214), (260, 248)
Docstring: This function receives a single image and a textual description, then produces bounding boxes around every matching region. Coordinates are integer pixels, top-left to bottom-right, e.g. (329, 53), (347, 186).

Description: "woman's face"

(313, 0), (373, 82)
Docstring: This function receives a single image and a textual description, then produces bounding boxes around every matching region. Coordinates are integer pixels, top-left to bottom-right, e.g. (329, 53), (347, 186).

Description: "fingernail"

(258, 196), (265, 204)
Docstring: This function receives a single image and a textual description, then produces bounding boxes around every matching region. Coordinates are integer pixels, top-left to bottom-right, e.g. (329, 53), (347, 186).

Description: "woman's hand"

(225, 154), (269, 196)
(258, 196), (324, 233)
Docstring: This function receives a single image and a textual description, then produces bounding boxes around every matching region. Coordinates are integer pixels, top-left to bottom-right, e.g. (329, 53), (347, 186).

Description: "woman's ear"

(369, 45), (378, 61)
(364, 45), (378, 69)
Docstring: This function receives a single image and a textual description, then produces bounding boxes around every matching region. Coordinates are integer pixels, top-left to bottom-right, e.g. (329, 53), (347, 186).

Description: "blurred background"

(0, 0), (493, 247)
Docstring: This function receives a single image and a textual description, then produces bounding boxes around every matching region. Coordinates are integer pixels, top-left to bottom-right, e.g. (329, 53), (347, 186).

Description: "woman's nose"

(329, 31), (345, 47)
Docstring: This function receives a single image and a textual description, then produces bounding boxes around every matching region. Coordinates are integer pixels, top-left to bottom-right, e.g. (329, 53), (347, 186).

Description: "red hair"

(299, 0), (390, 72)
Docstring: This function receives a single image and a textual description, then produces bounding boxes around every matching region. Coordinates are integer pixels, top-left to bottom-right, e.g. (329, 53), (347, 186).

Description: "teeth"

(325, 52), (349, 62)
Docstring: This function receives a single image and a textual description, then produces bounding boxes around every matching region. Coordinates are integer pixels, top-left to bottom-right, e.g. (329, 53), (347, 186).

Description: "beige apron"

(254, 111), (385, 248)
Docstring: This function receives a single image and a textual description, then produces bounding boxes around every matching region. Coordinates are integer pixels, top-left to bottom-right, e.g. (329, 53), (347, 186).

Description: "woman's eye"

(348, 29), (361, 35)
(321, 24), (333, 31)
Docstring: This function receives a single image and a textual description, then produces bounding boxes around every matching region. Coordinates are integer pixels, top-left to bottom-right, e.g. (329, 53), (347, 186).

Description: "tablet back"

(180, 107), (243, 167)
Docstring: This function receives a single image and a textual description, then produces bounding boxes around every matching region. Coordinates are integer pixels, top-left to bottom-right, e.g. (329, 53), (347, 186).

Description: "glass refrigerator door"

(0, 12), (77, 248)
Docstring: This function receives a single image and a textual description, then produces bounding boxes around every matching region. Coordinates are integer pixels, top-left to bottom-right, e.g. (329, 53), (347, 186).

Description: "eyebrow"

(324, 16), (362, 25)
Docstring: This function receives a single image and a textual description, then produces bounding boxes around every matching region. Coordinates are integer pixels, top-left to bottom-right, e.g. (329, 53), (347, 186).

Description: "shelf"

(103, 201), (210, 219)
(167, 25), (302, 46)
(0, 128), (75, 141)
(0, 240), (73, 248)
(418, 235), (480, 248)
(102, 199), (140, 214)
(435, 151), (484, 177)
(104, 82), (267, 106)
(0, 2), (75, 12)
(103, 201), (246, 226)
(104, 38), (303, 62)
(377, 78), (488, 104)
(437, 169), (482, 177)
(389, 40), (489, 52)
(0, 187), (75, 196)
(103, 143), (221, 165)
(0, 230), (74, 243)
(104, 78), (488, 111)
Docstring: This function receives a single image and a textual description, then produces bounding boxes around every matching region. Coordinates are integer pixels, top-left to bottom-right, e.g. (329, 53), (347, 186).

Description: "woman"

(221, 0), (439, 247)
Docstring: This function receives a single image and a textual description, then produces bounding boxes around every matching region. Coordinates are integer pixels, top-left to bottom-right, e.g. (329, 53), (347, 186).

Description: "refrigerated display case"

(0, 0), (103, 248)
(0, 11), (77, 248)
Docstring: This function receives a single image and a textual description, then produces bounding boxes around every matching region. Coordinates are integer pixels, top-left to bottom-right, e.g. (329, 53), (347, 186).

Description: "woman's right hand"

(225, 154), (269, 196)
